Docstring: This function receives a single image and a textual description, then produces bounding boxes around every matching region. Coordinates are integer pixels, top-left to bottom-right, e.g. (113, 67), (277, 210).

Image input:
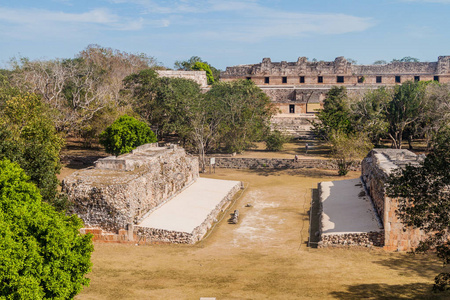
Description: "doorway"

(289, 105), (295, 114)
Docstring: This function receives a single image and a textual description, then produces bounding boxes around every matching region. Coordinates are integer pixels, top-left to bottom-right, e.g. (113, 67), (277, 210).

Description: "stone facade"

(361, 149), (425, 251)
(221, 56), (450, 135)
(156, 70), (208, 87)
(320, 231), (384, 248)
(204, 157), (360, 171)
(62, 144), (199, 233)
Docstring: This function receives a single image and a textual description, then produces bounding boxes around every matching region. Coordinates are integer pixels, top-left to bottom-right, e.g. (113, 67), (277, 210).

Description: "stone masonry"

(62, 144), (199, 233)
(156, 70), (208, 88)
(221, 56), (450, 136)
(361, 149), (425, 251)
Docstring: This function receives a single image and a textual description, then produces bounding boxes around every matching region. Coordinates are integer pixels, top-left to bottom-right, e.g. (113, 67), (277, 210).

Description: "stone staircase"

(271, 114), (316, 138)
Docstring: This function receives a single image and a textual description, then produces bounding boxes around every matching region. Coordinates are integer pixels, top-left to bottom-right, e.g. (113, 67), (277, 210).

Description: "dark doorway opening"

(289, 105), (295, 114)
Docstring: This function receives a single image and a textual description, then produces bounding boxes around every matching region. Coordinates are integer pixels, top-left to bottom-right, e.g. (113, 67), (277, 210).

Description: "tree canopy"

(0, 159), (93, 299)
(99, 115), (157, 156)
(0, 88), (64, 205)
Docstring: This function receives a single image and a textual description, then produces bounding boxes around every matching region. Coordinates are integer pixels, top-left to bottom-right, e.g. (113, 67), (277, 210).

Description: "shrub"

(265, 130), (287, 151)
(99, 115), (157, 155)
(0, 159), (93, 298)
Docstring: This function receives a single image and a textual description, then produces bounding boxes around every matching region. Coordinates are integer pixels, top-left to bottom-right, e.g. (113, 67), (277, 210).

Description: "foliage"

(385, 81), (428, 149)
(312, 86), (354, 140)
(0, 89), (64, 205)
(265, 130), (288, 151)
(99, 115), (157, 155)
(392, 56), (420, 63)
(329, 131), (373, 176)
(174, 56), (220, 82)
(8, 45), (153, 137)
(352, 87), (390, 145)
(373, 60), (387, 65)
(0, 159), (93, 299)
(191, 61), (215, 85)
(206, 80), (276, 153)
(387, 129), (450, 288)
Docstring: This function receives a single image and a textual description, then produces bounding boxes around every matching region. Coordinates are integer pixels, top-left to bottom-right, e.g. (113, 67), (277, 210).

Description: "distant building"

(156, 70), (208, 88)
(221, 56), (450, 136)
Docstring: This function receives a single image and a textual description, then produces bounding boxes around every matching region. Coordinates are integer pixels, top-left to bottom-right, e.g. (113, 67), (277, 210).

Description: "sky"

(1, 0), (450, 70)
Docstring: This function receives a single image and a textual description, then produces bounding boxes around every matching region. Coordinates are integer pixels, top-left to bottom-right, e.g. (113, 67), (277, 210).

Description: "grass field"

(74, 168), (450, 300)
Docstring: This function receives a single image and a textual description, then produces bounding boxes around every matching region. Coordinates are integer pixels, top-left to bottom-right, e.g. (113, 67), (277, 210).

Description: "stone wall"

(319, 231), (384, 248)
(62, 145), (199, 232)
(134, 183), (242, 244)
(156, 70), (208, 87)
(205, 157), (360, 171)
(361, 149), (424, 251)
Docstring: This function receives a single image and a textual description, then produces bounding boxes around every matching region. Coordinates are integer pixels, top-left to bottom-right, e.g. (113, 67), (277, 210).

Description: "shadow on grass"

(329, 282), (450, 300)
(373, 254), (448, 280)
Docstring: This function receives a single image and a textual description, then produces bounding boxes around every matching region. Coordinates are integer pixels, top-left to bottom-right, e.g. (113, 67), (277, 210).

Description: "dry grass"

(74, 168), (450, 300)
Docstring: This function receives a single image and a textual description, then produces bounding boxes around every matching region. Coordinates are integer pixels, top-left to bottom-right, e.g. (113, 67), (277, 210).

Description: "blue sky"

(1, 0), (449, 69)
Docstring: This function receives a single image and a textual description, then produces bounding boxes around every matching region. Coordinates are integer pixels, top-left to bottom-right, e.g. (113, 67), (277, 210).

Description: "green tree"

(265, 130), (288, 151)
(387, 129), (450, 290)
(0, 89), (64, 205)
(312, 86), (354, 140)
(330, 131), (373, 176)
(206, 80), (276, 153)
(99, 115), (157, 155)
(0, 159), (93, 299)
(385, 81), (427, 149)
(352, 87), (390, 145)
(373, 60), (387, 65)
(191, 61), (215, 85)
(392, 56), (420, 63)
(174, 56), (220, 82)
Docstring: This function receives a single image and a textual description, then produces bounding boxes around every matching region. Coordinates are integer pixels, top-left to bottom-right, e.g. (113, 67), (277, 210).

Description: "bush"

(99, 115), (157, 155)
(0, 159), (93, 298)
(265, 130), (287, 151)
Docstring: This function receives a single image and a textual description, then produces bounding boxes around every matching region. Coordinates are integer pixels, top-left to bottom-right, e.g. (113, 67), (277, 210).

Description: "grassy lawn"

(74, 168), (450, 300)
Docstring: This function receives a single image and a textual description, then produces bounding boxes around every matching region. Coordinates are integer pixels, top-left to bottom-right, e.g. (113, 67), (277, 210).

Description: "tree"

(373, 60), (387, 65)
(191, 61), (215, 85)
(330, 131), (373, 176)
(265, 130), (288, 151)
(0, 159), (93, 299)
(206, 80), (276, 153)
(312, 86), (354, 140)
(391, 56), (420, 63)
(387, 129), (450, 290)
(352, 87), (390, 145)
(0, 89), (64, 205)
(385, 81), (427, 149)
(99, 115), (157, 155)
(174, 56), (220, 82)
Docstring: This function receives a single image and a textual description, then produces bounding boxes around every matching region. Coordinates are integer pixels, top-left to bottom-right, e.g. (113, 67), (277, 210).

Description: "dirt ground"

(73, 168), (450, 300)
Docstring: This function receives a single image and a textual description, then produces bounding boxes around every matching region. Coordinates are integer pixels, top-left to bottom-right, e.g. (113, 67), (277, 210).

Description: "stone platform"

(135, 178), (242, 244)
(318, 178), (383, 247)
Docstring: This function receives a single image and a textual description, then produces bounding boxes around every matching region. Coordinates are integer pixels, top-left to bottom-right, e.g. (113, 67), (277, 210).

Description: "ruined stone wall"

(320, 231), (384, 248)
(205, 157), (360, 171)
(62, 145), (199, 232)
(156, 70), (208, 87)
(361, 149), (424, 251)
(134, 182), (241, 244)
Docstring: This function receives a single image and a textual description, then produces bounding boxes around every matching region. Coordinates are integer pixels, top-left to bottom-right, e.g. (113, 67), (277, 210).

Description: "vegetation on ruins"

(0, 87), (64, 206)
(392, 56), (420, 63)
(0, 159), (93, 299)
(387, 128), (450, 291)
(99, 115), (157, 156)
(174, 55), (220, 83)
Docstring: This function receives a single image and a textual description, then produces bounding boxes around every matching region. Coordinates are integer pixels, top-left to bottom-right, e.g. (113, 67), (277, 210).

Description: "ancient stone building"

(361, 149), (425, 251)
(62, 143), (242, 244)
(156, 70), (208, 87)
(221, 56), (450, 136)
